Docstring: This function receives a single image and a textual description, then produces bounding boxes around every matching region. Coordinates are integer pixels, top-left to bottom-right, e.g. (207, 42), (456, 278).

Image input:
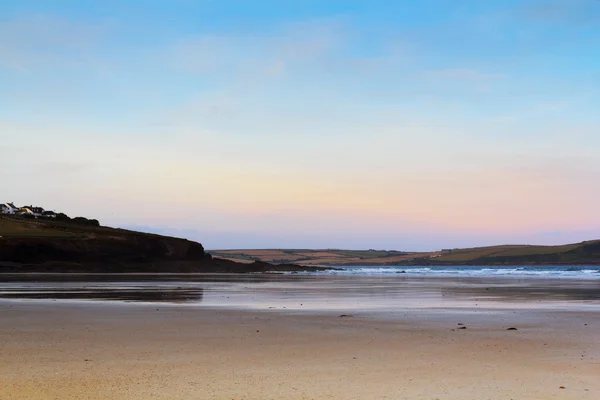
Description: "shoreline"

(325, 261), (600, 266)
(0, 260), (336, 274)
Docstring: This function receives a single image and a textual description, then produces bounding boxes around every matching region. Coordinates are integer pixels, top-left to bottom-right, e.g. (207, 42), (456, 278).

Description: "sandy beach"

(1, 275), (599, 399)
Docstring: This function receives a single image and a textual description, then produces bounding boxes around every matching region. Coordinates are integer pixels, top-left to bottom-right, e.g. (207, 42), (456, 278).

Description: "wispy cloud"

(0, 15), (110, 71)
(421, 67), (507, 92)
(423, 68), (506, 81)
(172, 18), (346, 79)
(519, 0), (600, 24)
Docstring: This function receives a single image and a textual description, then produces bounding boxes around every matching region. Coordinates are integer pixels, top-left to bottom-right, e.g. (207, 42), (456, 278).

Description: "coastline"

(0, 260), (334, 274)
(333, 261), (600, 266)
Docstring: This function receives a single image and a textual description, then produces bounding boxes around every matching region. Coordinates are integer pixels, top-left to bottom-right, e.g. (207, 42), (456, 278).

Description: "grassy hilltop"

(211, 241), (600, 266)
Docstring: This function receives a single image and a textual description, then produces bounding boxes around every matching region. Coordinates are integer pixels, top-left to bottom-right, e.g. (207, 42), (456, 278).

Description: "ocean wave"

(315, 265), (600, 279)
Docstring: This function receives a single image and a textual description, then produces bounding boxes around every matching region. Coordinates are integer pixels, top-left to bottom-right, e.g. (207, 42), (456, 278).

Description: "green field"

(210, 240), (600, 266)
(0, 218), (77, 238)
(435, 244), (580, 262)
(0, 216), (175, 241)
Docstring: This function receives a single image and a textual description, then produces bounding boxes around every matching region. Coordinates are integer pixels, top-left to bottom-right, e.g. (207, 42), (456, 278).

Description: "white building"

(1, 203), (19, 215)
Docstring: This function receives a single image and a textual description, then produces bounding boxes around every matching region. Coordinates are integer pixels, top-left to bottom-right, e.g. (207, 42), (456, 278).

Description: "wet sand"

(1, 275), (600, 399)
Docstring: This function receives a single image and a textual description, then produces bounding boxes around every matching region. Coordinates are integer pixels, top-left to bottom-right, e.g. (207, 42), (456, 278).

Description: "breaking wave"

(314, 265), (600, 278)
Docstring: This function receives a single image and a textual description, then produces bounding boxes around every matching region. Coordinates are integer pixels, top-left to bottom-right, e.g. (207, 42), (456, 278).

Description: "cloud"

(424, 68), (506, 81)
(509, 155), (600, 186)
(422, 67), (506, 91)
(0, 15), (110, 71)
(171, 18), (346, 79)
(519, 0), (600, 24)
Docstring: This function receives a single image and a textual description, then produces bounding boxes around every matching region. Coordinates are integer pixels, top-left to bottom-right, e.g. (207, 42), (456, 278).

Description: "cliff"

(0, 217), (329, 273)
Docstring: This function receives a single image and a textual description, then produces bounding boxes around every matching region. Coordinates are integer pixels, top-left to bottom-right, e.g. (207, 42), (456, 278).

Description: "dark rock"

(339, 314), (353, 318)
(507, 327), (518, 331)
(458, 326), (467, 330)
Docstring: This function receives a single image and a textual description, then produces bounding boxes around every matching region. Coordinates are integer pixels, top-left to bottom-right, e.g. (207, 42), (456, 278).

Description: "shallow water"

(1, 273), (600, 313)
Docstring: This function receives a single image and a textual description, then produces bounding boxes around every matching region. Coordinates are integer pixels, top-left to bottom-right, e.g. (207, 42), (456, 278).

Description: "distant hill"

(5, 214), (597, 270)
(210, 241), (600, 266)
(0, 216), (328, 273)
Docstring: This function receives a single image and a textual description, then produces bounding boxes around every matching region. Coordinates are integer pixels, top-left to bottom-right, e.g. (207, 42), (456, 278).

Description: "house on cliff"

(42, 211), (57, 218)
(30, 207), (45, 216)
(18, 206), (47, 217)
(18, 207), (35, 216)
(2, 203), (58, 218)
(1, 203), (19, 215)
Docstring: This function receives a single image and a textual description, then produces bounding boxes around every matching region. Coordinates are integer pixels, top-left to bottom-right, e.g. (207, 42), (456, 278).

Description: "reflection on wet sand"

(0, 286), (204, 303)
(440, 279), (600, 302)
(0, 273), (599, 309)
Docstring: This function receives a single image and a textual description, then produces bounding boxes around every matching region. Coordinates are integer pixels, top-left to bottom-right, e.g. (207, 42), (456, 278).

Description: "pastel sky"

(2, 0), (600, 250)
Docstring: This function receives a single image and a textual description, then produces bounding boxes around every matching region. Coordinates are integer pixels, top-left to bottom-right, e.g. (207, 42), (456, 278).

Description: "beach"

(1, 274), (599, 399)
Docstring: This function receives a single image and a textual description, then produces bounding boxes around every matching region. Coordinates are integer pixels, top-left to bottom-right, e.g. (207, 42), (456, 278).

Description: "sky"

(2, 0), (600, 250)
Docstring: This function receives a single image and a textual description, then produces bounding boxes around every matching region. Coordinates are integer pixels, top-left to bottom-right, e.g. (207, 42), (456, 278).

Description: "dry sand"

(1, 302), (599, 400)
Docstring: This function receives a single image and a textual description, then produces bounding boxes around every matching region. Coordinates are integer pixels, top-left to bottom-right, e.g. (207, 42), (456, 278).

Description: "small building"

(1, 203), (19, 215)
(30, 207), (45, 217)
(20, 206), (47, 217)
(18, 207), (35, 216)
(42, 211), (57, 218)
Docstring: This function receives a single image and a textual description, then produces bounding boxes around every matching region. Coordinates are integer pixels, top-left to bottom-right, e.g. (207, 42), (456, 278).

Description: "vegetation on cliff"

(0, 216), (328, 273)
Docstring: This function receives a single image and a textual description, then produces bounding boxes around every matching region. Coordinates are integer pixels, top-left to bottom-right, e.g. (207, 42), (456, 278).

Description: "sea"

(315, 265), (600, 279)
